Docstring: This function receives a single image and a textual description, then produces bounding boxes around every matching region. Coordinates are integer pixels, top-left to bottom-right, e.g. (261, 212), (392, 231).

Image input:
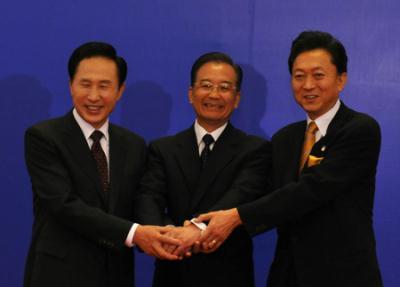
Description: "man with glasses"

(135, 52), (271, 287)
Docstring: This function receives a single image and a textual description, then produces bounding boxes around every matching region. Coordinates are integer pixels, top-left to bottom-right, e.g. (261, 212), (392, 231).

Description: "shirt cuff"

(125, 223), (139, 247)
(190, 218), (207, 231)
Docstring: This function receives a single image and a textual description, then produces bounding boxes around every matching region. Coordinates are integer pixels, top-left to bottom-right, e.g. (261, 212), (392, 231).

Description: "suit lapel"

(189, 123), (238, 211)
(174, 127), (202, 196)
(61, 111), (107, 206)
(284, 121), (307, 181)
(108, 125), (125, 213)
(306, 102), (353, 168)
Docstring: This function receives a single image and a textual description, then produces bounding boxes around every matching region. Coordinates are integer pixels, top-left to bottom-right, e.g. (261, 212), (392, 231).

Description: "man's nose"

(88, 87), (100, 101)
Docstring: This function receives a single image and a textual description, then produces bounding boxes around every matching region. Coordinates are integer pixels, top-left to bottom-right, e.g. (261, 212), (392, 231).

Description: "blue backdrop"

(1, 1), (399, 286)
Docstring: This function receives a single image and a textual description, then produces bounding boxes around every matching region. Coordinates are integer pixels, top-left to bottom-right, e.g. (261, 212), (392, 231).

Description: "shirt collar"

(72, 108), (109, 142)
(194, 120), (228, 146)
(307, 99), (341, 137)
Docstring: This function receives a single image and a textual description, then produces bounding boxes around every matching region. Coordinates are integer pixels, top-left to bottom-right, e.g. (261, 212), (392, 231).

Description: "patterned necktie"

(90, 130), (109, 192)
(200, 134), (215, 168)
(299, 121), (319, 171)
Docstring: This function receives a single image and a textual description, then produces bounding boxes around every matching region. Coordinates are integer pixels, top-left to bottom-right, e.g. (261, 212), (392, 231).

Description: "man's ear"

(337, 72), (347, 93)
(188, 87), (194, 104)
(116, 83), (126, 101)
(234, 92), (241, 109)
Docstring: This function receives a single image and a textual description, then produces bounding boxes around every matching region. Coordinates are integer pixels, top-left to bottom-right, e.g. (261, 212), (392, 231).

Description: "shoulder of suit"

(338, 107), (381, 138)
(230, 126), (269, 146)
(25, 114), (66, 135)
(148, 126), (193, 147)
(272, 120), (304, 141)
(109, 123), (146, 146)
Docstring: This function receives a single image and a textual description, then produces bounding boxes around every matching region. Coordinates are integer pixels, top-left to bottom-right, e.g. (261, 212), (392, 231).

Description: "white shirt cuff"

(190, 218), (207, 231)
(125, 223), (139, 247)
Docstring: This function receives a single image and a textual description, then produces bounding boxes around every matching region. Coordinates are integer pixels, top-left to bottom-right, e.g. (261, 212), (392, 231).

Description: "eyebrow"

(198, 79), (234, 84)
(79, 79), (113, 84)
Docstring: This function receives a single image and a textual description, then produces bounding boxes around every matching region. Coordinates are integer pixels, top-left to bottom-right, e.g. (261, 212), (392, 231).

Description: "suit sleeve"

(209, 139), (272, 211)
(25, 127), (133, 248)
(134, 142), (175, 226)
(238, 116), (381, 232)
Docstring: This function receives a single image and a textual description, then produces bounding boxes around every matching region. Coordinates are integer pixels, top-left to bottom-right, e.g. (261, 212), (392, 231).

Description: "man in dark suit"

(135, 52), (271, 287)
(197, 31), (383, 287)
(23, 42), (180, 287)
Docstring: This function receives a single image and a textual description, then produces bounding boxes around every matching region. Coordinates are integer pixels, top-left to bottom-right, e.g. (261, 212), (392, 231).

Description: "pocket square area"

(307, 155), (324, 167)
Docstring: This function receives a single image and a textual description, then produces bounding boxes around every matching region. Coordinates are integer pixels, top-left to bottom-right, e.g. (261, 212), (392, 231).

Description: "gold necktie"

(299, 121), (318, 171)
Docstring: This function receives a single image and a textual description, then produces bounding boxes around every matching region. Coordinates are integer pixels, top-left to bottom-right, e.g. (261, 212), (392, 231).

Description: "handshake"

(132, 208), (242, 260)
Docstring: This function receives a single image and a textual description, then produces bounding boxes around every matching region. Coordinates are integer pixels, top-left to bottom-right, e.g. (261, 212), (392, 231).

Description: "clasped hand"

(158, 208), (242, 259)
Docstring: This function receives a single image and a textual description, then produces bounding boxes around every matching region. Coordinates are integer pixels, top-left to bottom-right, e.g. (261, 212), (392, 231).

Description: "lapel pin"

(321, 146), (326, 152)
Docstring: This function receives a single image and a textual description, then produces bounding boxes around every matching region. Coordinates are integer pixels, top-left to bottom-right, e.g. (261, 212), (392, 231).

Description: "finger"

(173, 244), (189, 257)
(192, 241), (201, 254)
(199, 228), (213, 243)
(183, 220), (191, 227)
(202, 244), (219, 253)
(163, 243), (177, 254)
(202, 236), (217, 250)
(158, 225), (175, 234)
(153, 244), (180, 260)
(184, 249), (192, 258)
(159, 234), (181, 246)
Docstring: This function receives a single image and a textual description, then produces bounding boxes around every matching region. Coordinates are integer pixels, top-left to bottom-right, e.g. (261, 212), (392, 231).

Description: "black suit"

(238, 103), (383, 287)
(136, 123), (271, 287)
(23, 111), (146, 287)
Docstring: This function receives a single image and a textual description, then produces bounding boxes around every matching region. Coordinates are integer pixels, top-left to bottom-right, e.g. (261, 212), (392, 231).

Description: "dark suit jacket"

(23, 111), (146, 287)
(135, 123), (271, 287)
(239, 103), (383, 287)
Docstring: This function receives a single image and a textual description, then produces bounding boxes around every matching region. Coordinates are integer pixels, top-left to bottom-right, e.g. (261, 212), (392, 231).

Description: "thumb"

(195, 212), (215, 223)
(158, 225), (175, 234)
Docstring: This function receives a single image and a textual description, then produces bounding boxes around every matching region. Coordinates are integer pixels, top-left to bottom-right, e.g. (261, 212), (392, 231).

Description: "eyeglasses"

(195, 81), (237, 94)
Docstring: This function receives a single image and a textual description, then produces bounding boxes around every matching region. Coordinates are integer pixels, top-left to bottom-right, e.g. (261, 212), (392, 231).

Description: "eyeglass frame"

(194, 80), (238, 94)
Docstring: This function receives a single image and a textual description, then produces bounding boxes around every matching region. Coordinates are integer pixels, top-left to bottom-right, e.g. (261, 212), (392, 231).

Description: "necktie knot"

(90, 130), (104, 143)
(307, 121), (318, 135)
(202, 134), (214, 147)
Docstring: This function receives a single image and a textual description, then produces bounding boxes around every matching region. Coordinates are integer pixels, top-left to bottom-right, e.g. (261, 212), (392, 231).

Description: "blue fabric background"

(1, 1), (398, 286)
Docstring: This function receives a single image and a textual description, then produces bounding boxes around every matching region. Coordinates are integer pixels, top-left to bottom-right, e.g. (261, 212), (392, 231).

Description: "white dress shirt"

(194, 120), (228, 155)
(307, 99), (341, 142)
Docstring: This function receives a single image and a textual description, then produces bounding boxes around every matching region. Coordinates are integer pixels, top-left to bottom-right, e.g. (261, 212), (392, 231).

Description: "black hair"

(288, 31), (347, 75)
(190, 52), (243, 91)
(68, 41), (127, 86)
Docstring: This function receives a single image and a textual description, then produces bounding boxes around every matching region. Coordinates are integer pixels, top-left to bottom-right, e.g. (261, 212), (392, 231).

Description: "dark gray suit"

(23, 111), (146, 287)
(136, 123), (271, 287)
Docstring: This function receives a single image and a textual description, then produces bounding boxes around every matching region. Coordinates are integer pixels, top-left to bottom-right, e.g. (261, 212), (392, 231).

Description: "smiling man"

(23, 42), (180, 287)
(197, 31), (383, 287)
(135, 52), (271, 287)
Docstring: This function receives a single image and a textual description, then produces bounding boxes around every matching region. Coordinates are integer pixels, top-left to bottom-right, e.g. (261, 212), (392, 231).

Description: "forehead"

(196, 62), (237, 82)
(74, 56), (118, 80)
(293, 49), (336, 71)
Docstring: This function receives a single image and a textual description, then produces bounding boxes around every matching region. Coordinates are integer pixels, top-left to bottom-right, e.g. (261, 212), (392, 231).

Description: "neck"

(198, 120), (228, 133)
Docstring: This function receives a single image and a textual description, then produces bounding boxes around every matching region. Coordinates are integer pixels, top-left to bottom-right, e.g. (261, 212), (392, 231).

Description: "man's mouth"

(85, 105), (103, 111)
(304, 95), (318, 100)
(204, 102), (223, 109)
